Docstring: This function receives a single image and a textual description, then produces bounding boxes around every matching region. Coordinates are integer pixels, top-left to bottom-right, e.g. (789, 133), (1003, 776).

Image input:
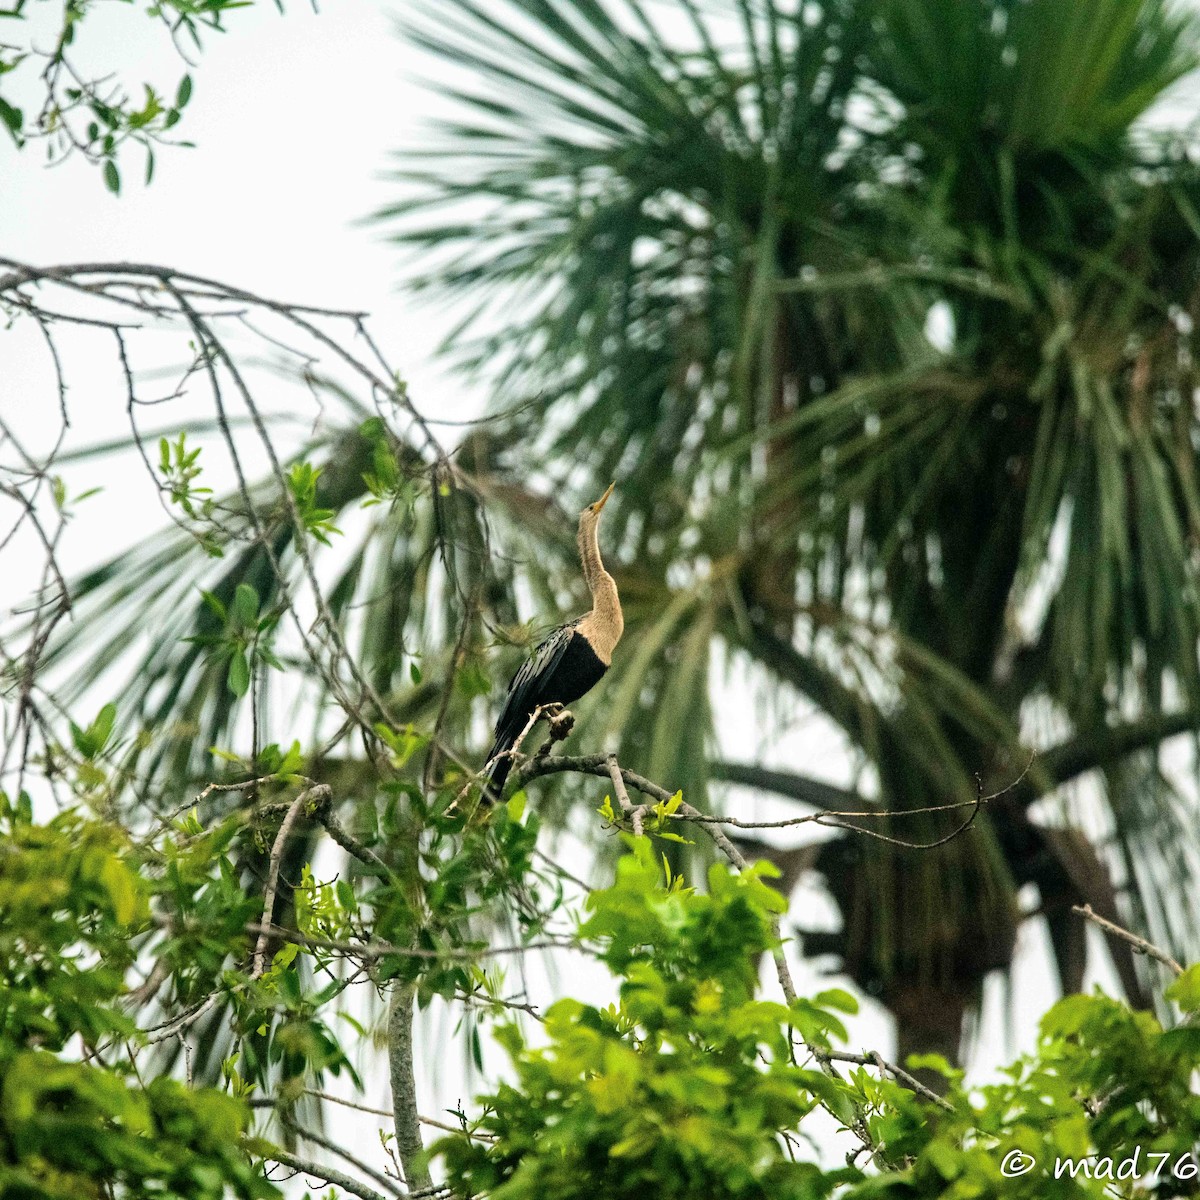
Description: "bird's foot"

(535, 707), (575, 757)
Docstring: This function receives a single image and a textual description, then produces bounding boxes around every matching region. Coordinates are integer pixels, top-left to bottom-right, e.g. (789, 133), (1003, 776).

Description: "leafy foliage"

(855, 968), (1200, 1198)
(16, 0), (1200, 1072)
(1, 743), (1198, 1198)
(439, 838), (862, 1200)
(0, 793), (276, 1199)
(440, 838), (1200, 1200)
(0, 0), (264, 182)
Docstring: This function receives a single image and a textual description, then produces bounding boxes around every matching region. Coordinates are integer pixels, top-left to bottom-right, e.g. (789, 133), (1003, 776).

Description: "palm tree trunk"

(891, 985), (967, 1095)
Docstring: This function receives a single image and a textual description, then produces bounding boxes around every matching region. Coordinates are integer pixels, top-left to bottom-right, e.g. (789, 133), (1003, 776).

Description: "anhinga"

(484, 483), (623, 799)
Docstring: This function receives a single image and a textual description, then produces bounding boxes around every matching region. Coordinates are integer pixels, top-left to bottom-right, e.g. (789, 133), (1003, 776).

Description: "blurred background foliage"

(43, 0), (1200, 1070)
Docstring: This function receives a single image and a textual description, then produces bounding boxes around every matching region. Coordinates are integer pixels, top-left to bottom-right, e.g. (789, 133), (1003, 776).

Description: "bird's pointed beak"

(595, 482), (615, 512)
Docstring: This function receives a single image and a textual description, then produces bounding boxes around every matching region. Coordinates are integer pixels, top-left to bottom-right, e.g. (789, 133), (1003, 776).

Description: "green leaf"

(90, 703), (117, 753)
(1165, 963), (1200, 1013)
(271, 942), (299, 969)
(797, 1069), (858, 1127)
(99, 855), (140, 925)
(233, 582), (259, 626)
(200, 589), (226, 621)
(814, 988), (859, 1015)
(176, 73), (193, 108)
(506, 791), (526, 823)
(103, 159), (119, 195)
(227, 648), (250, 697)
(0, 95), (23, 141)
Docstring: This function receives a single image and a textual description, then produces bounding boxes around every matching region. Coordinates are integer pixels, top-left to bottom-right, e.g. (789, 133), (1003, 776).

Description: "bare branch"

(1072, 904), (1184, 976)
(517, 753), (995, 851)
(283, 1119), (406, 1198)
(264, 1144), (394, 1200)
(246, 922), (579, 962)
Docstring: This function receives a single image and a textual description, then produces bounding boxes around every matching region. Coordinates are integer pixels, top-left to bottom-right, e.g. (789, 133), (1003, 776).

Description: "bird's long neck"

(578, 517), (623, 664)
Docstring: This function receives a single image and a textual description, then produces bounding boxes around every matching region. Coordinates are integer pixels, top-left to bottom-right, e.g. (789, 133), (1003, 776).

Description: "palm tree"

(45, 0), (1200, 1071)
(377, 0), (1200, 1066)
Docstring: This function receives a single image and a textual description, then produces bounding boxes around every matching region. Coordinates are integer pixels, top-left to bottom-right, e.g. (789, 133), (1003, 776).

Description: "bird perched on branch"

(484, 483), (623, 800)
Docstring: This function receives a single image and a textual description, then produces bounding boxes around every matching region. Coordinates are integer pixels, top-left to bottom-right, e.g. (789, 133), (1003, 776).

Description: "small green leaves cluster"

(156, 808), (263, 1009)
(1, 0), (255, 185)
(597, 787), (691, 843)
(194, 582), (281, 697)
(437, 838), (863, 1200)
(287, 462), (342, 546)
(0, 793), (144, 1049)
(374, 720), (430, 768)
(66, 701), (117, 795)
(48, 474), (102, 519)
(159, 434), (212, 518)
(155, 443), (348, 556)
(158, 433), (222, 555)
(360, 416), (417, 510)
(345, 779), (546, 1009)
(237, 941), (361, 1098)
(151, 788), (360, 1104)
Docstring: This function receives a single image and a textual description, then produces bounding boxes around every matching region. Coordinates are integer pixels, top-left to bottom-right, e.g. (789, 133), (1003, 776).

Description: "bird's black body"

(485, 621), (608, 797)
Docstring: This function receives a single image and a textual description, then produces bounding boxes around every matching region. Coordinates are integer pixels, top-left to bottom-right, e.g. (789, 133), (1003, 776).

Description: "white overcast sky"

(1, 0), (1153, 1191)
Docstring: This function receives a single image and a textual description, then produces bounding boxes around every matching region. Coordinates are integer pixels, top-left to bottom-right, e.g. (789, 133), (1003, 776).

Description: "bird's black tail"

(483, 732), (514, 804)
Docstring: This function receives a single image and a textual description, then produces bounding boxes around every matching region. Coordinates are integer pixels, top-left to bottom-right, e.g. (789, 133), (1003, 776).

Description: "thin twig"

(533, 846), (593, 893)
(1072, 904), (1184, 976)
(606, 753), (640, 835)
(142, 994), (220, 1045)
(253, 1089), (496, 1140)
(264, 1144), (391, 1200)
(283, 1118), (406, 1197)
(246, 922), (580, 962)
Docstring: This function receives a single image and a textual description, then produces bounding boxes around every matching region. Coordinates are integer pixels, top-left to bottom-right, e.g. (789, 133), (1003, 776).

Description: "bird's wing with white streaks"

(495, 621), (577, 739)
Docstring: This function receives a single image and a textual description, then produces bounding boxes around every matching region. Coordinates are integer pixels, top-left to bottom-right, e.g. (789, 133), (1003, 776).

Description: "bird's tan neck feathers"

(576, 515), (623, 665)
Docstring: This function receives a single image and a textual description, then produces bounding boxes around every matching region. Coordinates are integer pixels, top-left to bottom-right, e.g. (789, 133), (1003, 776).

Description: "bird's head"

(579, 482), (615, 527)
